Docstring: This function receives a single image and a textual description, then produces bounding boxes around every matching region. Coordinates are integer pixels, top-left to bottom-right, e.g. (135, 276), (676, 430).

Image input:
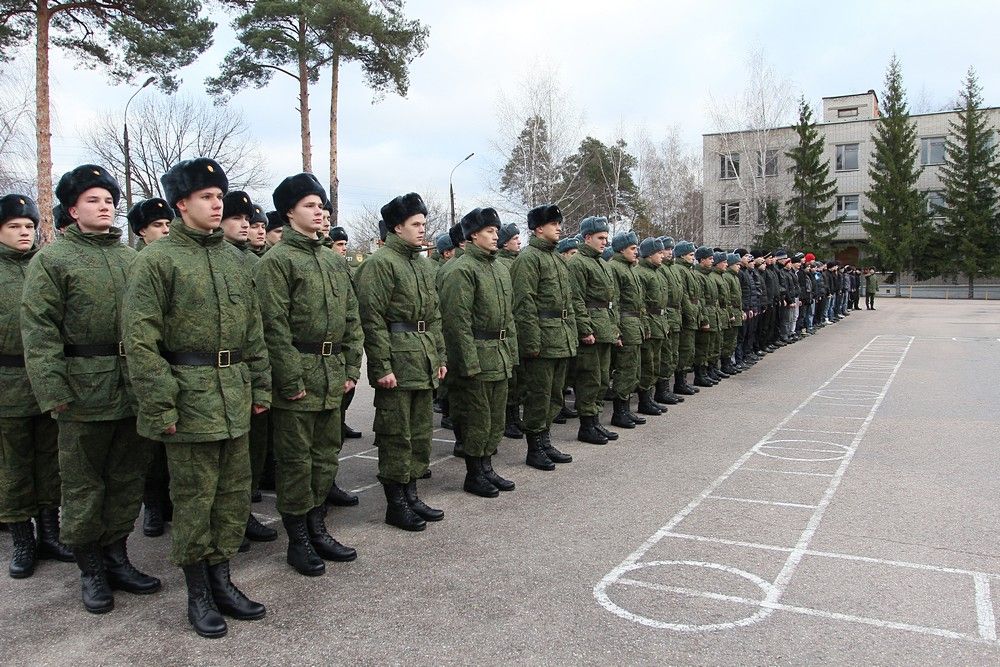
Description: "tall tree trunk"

(35, 4), (53, 245)
(328, 46), (340, 224)
(297, 14), (312, 172)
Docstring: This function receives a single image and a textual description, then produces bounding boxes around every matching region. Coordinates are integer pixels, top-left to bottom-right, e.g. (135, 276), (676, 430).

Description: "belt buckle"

(416, 320), (427, 333)
(561, 309), (568, 319)
(217, 350), (231, 368)
(499, 329), (507, 341)
(321, 341), (333, 356)
(118, 341), (126, 357)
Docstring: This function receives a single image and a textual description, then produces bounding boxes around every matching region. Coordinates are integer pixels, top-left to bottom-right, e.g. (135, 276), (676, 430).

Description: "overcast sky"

(36, 0), (1000, 229)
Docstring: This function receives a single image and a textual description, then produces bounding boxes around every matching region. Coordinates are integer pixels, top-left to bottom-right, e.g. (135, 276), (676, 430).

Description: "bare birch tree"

(635, 126), (704, 242)
(0, 52), (35, 194)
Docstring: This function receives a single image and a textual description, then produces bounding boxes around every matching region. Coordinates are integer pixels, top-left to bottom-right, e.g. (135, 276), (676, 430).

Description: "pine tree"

(785, 97), (839, 255)
(863, 55), (933, 295)
(938, 67), (1000, 298)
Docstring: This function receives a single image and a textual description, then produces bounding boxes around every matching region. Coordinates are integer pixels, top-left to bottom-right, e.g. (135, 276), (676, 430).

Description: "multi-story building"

(701, 90), (1000, 265)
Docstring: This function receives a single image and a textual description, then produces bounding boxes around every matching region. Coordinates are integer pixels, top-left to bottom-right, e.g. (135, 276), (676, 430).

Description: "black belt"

(620, 310), (642, 318)
(162, 349), (243, 368)
(64, 343), (124, 358)
(647, 307), (663, 316)
(473, 329), (508, 341)
(586, 300), (610, 309)
(293, 341), (342, 356)
(538, 309), (569, 319)
(389, 321), (428, 333)
(0, 354), (25, 367)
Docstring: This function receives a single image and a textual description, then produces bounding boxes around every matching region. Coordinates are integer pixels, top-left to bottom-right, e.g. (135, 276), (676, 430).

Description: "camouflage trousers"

(723, 325), (740, 358)
(712, 329), (724, 361)
(143, 442), (169, 508)
(612, 343), (641, 400)
(694, 329), (713, 366)
(272, 408), (342, 515)
(452, 377), (507, 458)
(677, 328), (696, 372)
(0, 414), (60, 523)
(506, 366), (519, 408)
(374, 388), (432, 485)
(639, 337), (665, 391)
(249, 410), (270, 494)
(520, 356), (569, 433)
(659, 331), (679, 379)
(166, 436), (250, 566)
(573, 344), (611, 418)
(58, 417), (150, 548)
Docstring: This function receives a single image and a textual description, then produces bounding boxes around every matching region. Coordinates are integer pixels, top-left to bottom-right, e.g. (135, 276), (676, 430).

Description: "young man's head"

(55, 164), (122, 234)
(612, 230), (640, 263)
(727, 253), (741, 271)
(711, 251), (728, 271)
(527, 204), (563, 244)
(497, 222), (520, 252)
(0, 194), (39, 252)
(321, 201), (333, 237)
(265, 211), (284, 246)
(580, 216), (610, 252)
(329, 225), (349, 256)
(556, 236), (579, 258)
(673, 241), (696, 265)
(127, 198), (172, 244)
(381, 192), (427, 247)
(249, 205), (267, 248)
(220, 191), (255, 243)
(273, 173), (328, 239)
(639, 237), (664, 266)
(460, 207), (501, 252)
(695, 245), (714, 268)
(435, 232), (455, 261)
(161, 158), (229, 233)
(660, 237), (675, 261)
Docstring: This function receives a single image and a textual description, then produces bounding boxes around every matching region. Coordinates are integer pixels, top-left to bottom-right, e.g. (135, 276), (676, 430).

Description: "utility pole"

(449, 152), (475, 225)
(123, 76), (156, 245)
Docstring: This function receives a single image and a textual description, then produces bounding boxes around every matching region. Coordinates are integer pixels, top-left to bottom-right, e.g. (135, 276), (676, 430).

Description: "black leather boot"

(74, 544), (114, 614)
(714, 361), (730, 379)
(722, 357), (740, 374)
(8, 520), (36, 579)
(305, 506), (357, 562)
(207, 560), (266, 620)
(245, 513), (278, 542)
(103, 537), (161, 594)
(694, 366), (715, 387)
(625, 401), (647, 425)
(674, 371), (696, 395)
(503, 404), (524, 439)
(463, 457), (499, 498)
(655, 379), (681, 404)
(481, 456), (515, 491)
(577, 415), (609, 445)
(525, 432), (555, 471)
(326, 482), (359, 507)
(35, 508), (73, 562)
(142, 501), (165, 537)
(541, 429), (572, 463)
(611, 398), (636, 428)
(452, 424), (466, 458)
(403, 480), (444, 521)
(281, 514), (326, 575)
(595, 419), (619, 441)
(342, 424), (362, 439)
(183, 562), (227, 638)
(637, 389), (663, 416)
(382, 483), (426, 532)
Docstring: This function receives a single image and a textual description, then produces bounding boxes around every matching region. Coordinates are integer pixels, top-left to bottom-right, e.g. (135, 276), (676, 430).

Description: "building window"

(921, 136), (946, 165)
(720, 153), (739, 179)
(837, 107), (859, 118)
(836, 195), (860, 222)
(926, 191), (947, 217)
(835, 144), (859, 171)
(757, 149), (778, 177)
(719, 201), (740, 226)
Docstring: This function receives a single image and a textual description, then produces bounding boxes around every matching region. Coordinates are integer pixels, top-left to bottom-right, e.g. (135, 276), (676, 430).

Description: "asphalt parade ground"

(2, 299), (999, 665)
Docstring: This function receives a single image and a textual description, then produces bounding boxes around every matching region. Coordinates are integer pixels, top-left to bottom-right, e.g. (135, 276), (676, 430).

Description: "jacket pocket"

(66, 355), (122, 411)
(174, 369), (218, 435)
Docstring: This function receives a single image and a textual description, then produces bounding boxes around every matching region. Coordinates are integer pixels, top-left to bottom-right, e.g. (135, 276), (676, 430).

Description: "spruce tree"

(938, 67), (1000, 298)
(863, 55), (932, 295)
(752, 200), (787, 252)
(785, 97), (839, 255)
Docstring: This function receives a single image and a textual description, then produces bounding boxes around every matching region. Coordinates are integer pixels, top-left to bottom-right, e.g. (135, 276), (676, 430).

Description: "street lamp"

(449, 152), (475, 226)
(123, 76), (156, 244)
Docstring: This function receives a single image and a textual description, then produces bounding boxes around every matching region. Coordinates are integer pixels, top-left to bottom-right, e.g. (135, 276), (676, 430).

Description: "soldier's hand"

(252, 404), (268, 415)
(377, 372), (398, 389)
(437, 365), (447, 381)
(287, 390), (307, 401)
(344, 379), (356, 394)
(52, 403), (69, 414)
(615, 337), (624, 348)
(581, 334), (596, 345)
(700, 324), (710, 331)
(163, 424), (177, 435)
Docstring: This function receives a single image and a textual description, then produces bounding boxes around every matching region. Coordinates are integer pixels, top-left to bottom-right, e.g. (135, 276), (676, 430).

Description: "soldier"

(510, 204), (577, 465)
(497, 222), (520, 261)
(568, 216), (619, 445)
(634, 237), (669, 416)
(707, 251), (733, 379)
(325, 225), (363, 445)
(557, 236), (579, 258)
(248, 205), (268, 257)
(435, 222), (467, 446)
(689, 246), (720, 387)
(264, 211), (284, 250)
(606, 230), (648, 427)
(722, 253), (744, 374)
(127, 198), (172, 251)
(495, 222), (523, 440)
(653, 237), (684, 406)
(1, 194), (73, 579)
(22, 165), (159, 614)
(220, 191), (255, 255)
(124, 157), (270, 638)
(434, 233), (455, 264)
(441, 208), (518, 497)
(734, 250), (759, 368)
(254, 174), (362, 572)
(666, 241), (700, 397)
(356, 193), (447, 532)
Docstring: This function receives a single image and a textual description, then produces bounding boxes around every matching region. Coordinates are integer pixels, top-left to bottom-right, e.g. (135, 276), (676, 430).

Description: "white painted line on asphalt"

(758, 445), (847, 454)
(706, 495), (818, 509)
(741, 469), (836, 478)
(974, 575), (997, 641)
(353, 454), (379, 461)
(433, 437), (456, 444)
(347, 453), (457, 495)
(776, 428), (859, 435)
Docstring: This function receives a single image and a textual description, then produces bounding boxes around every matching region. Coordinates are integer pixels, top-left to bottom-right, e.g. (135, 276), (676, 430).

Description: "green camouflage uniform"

(722, 267), (743, 359)
(357, 232), (446, 485)
(634, 257), (668, 393)
(434, 251), (461, 415)
(254, 228), (363, 516)
(496, 248), (520, 411)
(709, 267), (731, 361)
(440, 243), (517, 457)
(21, 225), (147, 548)
(694, 265), (722, 365)
(123, 219), (271, 566)
(659, 260), (685, 380)
(568, 244), (618, 417)
(607, 253), (648, 400)
(0, 242), (60, 523)
(672, 259), (703, 372)
(510, 236), (577, 433)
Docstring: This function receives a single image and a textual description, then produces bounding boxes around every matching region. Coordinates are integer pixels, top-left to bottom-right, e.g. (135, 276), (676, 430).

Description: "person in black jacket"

(734, 249), (757, 368)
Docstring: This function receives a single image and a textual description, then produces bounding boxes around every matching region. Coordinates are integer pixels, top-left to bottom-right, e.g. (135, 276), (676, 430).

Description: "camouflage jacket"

(634, 258), (669, 340)
(496, 248), (518, 273)
(568, 243), (619, 344)
(675, 259), (708, 329)
(608, 254), (649, 345)
(228, 239), (261, 270)
(356, 232), (446, 390)
(123, 219), (270, 442)
(511, 236), (577, 359)
(440, 243), (517, 380)
(254, 227), (363, 409)
(709, 268), (733, 329)
(21, 225), (135, 421)
(694, 265), (723, 331)
(0, 243), (40, 417)
(660, 261), (685, 333)
(723, 269), (744, 323)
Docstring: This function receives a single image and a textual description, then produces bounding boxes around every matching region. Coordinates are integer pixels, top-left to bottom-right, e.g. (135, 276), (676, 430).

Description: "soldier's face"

(621, 245), (638, 262)
(0, 217), (35, 252)
(535, 220), (561, 243)
(396, 214), (426, 246)
(471, 225), (498, 251)
(682, 252), (695, 264)
(177, 187), (224, 232)
(249, 222), (266, 247)
(663, 247), (674, 260)
(442, 248), (455, 260)
(221, 214), (250, 242)
(504, 235), (521, 252)
(647, 251), (663, 266)
(563, 248), (578, 258)
(320, 211), (332, 236)
(333, 239), (348, 256)
(70, 187), (116, 233)
(716, 261), (728, 270)
(140, 219), (171, 242)
(288, 195), (324, 238)
(584, 231), (607, 251)
(266, 227), (283, 245)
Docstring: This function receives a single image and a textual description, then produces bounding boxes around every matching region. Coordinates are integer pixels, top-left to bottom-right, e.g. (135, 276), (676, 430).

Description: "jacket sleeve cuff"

(149, 408), (179, 434)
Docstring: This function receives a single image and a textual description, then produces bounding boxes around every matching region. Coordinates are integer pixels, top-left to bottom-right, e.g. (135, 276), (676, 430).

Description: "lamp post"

(449, 152), (475, 226)
(123, 76), (156, 244)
